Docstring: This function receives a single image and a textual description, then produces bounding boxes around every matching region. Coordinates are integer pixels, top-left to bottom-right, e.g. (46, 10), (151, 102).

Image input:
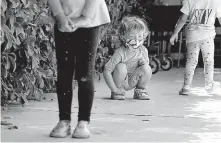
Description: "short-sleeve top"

(49, 0), (111, 28)
(181, 0), (221, 43)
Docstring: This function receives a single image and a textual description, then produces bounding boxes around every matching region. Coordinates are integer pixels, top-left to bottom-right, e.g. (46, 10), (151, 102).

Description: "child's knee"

(140, 64), (152, 76)
(114, 63), (127, 74)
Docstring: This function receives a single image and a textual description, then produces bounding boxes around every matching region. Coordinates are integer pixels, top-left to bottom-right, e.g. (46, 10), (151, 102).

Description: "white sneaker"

(72, 121), (90, 139)
(50, 120), (71, 138)
(179, 86), (191, 95)
(111, 92), (126, 100)
(133, 88), (150, 100)
(205, 81), (221, 94)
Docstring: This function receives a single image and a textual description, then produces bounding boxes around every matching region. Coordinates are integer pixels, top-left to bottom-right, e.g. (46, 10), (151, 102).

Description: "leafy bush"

(1, 0), (56, 105)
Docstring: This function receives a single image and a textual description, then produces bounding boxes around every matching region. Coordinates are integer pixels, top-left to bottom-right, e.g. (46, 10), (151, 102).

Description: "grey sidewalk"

(1, 68), (221, 142)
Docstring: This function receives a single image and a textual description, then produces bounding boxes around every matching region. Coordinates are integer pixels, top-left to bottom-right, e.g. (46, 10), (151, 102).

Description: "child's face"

(123, 30), (146, 50)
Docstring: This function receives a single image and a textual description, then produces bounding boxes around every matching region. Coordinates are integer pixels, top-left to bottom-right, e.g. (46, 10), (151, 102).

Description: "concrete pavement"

(1, 68), (221, 142)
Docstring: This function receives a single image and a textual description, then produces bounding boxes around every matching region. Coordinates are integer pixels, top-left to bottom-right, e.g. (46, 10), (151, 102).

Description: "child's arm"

(144, 48), (149, 65)
(139, 47), (149, 66)
(103, 50), (125, 94)
(173, 14), (188, 36)
(48, 0), (72, 32)
(170, 13), (188, 45)
(71, 0), (101, 29)
(103, 71), (125, 94)
(48, 0), (63, 17)
(103, 70), (119, 93)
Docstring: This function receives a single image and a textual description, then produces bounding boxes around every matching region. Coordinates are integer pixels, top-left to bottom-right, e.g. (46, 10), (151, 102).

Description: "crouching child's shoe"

(111, 92), (126, 100)
(133, 88), (150, 100)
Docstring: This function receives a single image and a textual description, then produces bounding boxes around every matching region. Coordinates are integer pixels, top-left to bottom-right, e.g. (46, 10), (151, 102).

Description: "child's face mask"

(126, 39), (144, 50)
(124, 31), (146, 51)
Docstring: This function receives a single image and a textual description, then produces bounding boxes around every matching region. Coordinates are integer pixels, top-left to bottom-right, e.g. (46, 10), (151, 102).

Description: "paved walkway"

(1, 68), (221, 142)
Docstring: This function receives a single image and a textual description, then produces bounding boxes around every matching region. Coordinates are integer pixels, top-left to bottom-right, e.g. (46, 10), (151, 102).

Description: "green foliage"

(1, 0), (56, 105)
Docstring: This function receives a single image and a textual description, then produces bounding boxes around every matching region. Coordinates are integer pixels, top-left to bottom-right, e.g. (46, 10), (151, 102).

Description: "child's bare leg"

(111, 63), (127, 100)
(128, 64), (152, 100)
(112, 63), (128, 90)
(128, 64), (152, 90)
(136, 65), (152, 89)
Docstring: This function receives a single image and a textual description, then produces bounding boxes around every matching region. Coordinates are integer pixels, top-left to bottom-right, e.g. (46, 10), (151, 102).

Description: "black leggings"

(54, 25), (100, 122)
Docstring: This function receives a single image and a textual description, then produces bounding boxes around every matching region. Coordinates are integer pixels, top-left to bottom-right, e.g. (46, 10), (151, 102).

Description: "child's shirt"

(48, 0), (110, 27)
(105, 46), (149, 75)
(181, 0), (221, 43)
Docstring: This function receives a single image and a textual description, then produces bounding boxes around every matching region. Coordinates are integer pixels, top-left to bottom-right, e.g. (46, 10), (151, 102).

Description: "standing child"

(103, 16), (152, 100)
(170, 0), (221, 95)
(48, 0), (110, 139)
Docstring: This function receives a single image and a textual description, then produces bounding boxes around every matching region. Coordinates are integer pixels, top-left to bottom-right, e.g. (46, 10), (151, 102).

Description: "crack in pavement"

(5, 107), (201, 120)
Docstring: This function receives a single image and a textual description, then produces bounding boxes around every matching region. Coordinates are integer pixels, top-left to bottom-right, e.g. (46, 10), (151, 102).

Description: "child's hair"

(119, 16), (150, 39)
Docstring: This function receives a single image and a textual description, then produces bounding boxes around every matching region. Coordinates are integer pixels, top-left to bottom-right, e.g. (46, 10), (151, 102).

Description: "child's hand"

(68, 19), (78, 32)
(56, 13), (72, 32)
(138, 58), (146, 66)
(170, 34), (178, 45)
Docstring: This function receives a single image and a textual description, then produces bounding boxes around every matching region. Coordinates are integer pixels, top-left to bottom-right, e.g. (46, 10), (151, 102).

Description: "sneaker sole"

(111, 96), (126, 100)
(50, 131), (71, 138)
(134, 97), (150, 100)
(72, 130), (91, 139)
(179, 92), (189, 95)
(72, 134), (90, 139)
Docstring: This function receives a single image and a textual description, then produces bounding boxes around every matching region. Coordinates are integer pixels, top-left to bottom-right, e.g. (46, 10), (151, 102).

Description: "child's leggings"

(54, 25), (100, 122)
(184, 37), (214, 88)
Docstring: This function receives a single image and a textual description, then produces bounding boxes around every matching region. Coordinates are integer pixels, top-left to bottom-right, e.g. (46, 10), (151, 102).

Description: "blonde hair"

(119, 16), (149, 39)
